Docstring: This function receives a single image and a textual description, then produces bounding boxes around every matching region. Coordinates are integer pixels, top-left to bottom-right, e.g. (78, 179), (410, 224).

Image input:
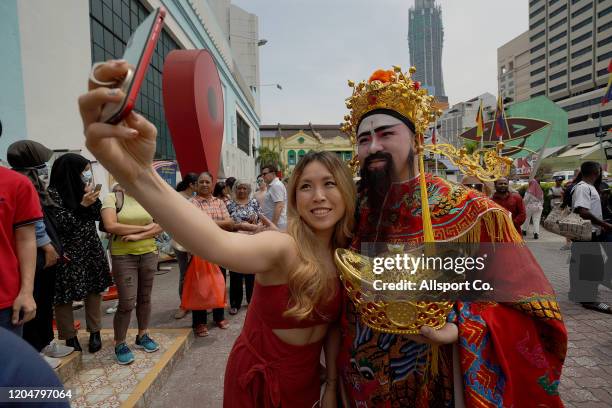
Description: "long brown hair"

(285, 151), (356, 320)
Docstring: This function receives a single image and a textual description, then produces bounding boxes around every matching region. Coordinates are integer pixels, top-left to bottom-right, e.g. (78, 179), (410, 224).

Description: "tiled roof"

(260, 123), (346, 140)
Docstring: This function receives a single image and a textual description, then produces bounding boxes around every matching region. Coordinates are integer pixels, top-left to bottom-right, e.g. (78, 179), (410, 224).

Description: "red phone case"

(107, 7), (166, 124)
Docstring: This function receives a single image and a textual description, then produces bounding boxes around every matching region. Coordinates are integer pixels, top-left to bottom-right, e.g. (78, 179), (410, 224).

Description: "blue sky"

(231, 0), (528, 125)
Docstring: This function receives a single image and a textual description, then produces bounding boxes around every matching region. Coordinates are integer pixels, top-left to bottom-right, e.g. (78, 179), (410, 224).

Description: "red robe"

(339, 174), (567, 407)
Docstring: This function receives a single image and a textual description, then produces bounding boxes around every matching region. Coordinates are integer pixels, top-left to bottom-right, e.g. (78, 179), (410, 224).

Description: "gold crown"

(341, 66), (442, 145)
(335, 248), (453, 334)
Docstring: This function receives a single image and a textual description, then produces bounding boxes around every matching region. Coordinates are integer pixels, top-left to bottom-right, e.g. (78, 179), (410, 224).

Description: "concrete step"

(55, 349), (82, 384)
(61, 328), (193, 407)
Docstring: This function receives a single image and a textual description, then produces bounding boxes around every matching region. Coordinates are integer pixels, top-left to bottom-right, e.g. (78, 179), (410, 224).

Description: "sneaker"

(534, 233), (539, 240)
(105, 303), (117, 314)
(135, 333), (159, 353)
(114, 343), (135, 365)
(42, 341), (74, 358)
(41, 355), (61, 369)
(522, 230), (527, 236)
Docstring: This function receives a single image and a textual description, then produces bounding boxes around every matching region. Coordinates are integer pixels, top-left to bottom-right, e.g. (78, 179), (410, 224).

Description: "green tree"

(255, 146), (285, 172)
(463, 141), (478, 154)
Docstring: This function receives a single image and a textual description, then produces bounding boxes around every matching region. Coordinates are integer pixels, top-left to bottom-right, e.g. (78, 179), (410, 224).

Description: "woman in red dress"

(77, 59), (356, 408)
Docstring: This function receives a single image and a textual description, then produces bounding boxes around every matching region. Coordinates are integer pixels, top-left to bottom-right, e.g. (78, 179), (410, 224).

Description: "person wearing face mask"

(7, 141), (75, 367)
(47, 153), (112, 353)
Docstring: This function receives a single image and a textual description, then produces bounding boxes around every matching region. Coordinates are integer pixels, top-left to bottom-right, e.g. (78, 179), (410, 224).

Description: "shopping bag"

(180, 256), (227, 310)
(543, 206), (569, 235)
(558, 211), (592, 242)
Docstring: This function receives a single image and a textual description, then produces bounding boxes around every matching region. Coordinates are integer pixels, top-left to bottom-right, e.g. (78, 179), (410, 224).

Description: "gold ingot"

(386, 302), (417, 328)
(409, 66), (417, 74)
(348, 80), (355, 87)
(334, 249), (452, 334)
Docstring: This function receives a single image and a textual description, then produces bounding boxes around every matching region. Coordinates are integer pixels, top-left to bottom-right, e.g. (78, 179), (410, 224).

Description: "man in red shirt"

(492, 177), (527, 232)
(0, 166), (41, 336)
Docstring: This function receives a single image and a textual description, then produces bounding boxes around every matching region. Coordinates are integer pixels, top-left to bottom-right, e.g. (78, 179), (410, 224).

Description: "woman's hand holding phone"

(81, 190), (100, 207)
(80, 60), (158, 188)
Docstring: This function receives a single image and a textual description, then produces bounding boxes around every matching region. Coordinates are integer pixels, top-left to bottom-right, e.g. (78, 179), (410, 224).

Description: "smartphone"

(94, 184), (102, 193)
(100, 7), (166, 124)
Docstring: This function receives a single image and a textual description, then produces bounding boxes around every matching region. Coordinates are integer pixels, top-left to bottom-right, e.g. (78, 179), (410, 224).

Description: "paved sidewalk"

(526, 229), (612, 407)
(78, 228), (612, 407)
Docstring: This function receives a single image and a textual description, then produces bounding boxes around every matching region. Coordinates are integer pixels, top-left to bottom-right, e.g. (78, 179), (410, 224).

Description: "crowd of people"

(0, 137), (289, 367)
(482, 164), (612, 314)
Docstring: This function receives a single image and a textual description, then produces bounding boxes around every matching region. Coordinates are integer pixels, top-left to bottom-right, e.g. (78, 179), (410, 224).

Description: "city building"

(209, 0), (262, 115)
(0, 0), (261, 195)
(505, 95), (569, 152)
(408, 0), (448, 103)
(260, 124), (352, 175)
(498, 30), (532, 103)
(438, 93), (497, 147)
(527, 0), (612, 143)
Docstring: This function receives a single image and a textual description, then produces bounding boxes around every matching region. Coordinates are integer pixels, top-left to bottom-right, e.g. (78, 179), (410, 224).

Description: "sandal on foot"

(215, 320), (229, 329)
(194, 324), (209, 337)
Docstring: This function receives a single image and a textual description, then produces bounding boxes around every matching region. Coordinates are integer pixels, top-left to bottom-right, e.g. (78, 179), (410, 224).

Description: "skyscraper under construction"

(408, 0), (448, 102)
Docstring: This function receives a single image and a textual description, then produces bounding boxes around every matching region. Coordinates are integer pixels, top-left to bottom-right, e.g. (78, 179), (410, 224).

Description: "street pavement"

(80, 228), (612, 407)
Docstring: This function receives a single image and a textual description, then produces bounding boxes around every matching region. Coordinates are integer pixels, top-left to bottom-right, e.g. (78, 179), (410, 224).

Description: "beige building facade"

(527, 0), (612, 144)
(498, 30), (531, 103)
(260, 124), (353, 175)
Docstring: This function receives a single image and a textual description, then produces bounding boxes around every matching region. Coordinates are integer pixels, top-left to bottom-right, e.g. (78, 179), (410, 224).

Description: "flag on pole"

(475, 100), (484, 139)
(494, 95), (506, 141)
(602, 59), (612, 106)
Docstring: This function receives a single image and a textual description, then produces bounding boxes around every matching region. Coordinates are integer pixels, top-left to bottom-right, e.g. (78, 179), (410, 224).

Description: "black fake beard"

(360, 152), (394, 212)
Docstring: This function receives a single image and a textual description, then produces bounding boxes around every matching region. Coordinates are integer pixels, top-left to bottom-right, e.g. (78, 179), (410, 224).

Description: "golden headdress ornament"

(342, 66), (439, 243)
(341, 66), (442, 147)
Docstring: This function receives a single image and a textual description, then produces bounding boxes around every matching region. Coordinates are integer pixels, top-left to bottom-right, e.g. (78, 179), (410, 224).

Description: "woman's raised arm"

(79, 60), (294, 274)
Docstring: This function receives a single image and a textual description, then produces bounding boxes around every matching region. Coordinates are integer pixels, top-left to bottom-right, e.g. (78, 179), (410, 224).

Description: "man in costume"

(337, 67), (567, 407)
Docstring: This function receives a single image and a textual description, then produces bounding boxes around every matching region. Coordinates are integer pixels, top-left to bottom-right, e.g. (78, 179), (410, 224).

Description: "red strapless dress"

(223, 281), (341, 408)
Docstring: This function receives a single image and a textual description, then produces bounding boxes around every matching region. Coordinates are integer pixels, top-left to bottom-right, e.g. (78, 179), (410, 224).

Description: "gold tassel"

(451, 210), (524, 245)
(423, 344), (441, 382)
(430, 345), (439, 376)
(417, 137), (440, 379)
(417, 135), (434, 244)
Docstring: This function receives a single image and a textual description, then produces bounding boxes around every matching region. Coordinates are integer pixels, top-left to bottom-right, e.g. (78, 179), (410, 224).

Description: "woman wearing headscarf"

(522, 176), (545, 239)
(7, 141), (74, 366)
(48, 153), (112, 353)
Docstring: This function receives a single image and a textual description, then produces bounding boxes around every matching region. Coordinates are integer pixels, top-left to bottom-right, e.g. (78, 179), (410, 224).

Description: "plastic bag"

(180, 256), (227, 310)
